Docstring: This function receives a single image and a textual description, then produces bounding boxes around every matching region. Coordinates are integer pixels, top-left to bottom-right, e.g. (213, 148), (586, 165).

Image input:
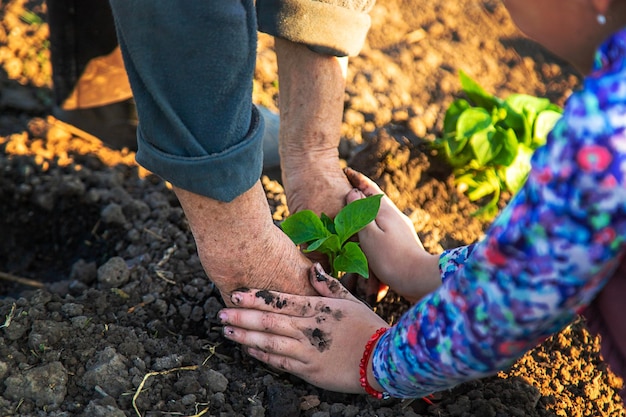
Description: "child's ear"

(590, 0), (613, 15)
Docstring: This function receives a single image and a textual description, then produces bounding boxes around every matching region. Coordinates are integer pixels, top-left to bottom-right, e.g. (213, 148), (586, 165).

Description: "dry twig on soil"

(0, 271), (44, 288)
(132, 365), (204, 417)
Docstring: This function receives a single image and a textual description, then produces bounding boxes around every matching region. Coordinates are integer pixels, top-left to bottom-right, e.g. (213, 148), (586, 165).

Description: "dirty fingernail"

(231, 293), (242, 305)
(218, 311), (228, 322)
(223, 326), (234, 336)
(313, 263), (328, 282)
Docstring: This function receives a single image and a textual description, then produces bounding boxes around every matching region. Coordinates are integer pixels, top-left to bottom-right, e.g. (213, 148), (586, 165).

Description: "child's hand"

(344, 167), (441, 303)
(219, 263), (390, 395)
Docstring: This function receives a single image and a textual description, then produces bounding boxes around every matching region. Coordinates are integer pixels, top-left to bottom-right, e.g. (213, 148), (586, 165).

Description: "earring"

(597, 14), (607, 25)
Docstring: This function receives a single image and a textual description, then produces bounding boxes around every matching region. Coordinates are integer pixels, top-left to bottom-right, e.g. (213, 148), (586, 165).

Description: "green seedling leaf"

(501, 101), (526, 132)
(466, 170), (498, 201)
(281, 193), (382, 278)
(459, 70), (501, 111)
(469, 169), (501, 219)
(436, 70), (562, 219)
(320, 213), (336, 235)
(20, 10), (44, 26)
(334, 194), (383, 245)
(334, 242), (369, 278)
(506, 94), (559, 146)
(469, 128), (499, 166)
(281, 210), (330, 245)
(456, 107), (492, 140)
(471, 194), (500, 219)
(455, 172), (480, 189)
(446, 134), (469, 157)
(506, 93), (554, 115)
(456, 166), (501, 215)
(305, 234), (340, 254)
(489, 127), (518, 166)
(446, 136), (469, 159)
(533, 110), (562, 147)
(443, 98), (471, 135)
(492, 106), (508, 123)
(504, 144), (534, 193)
(448, 145), (475, 168)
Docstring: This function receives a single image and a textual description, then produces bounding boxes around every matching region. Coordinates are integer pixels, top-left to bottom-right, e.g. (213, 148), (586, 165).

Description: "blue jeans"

(108, 0), (374, 202)
(109, 0), (262, 201)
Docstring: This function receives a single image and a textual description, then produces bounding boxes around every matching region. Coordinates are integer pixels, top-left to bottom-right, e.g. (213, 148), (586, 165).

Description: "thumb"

(344, 167), (385, 196)
(345, 187), (366, 205)
(309, 263), (356, 301)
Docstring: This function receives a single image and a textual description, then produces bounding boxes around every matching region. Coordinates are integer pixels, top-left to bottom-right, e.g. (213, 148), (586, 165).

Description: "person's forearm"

(273, 38), (355, 221)
(373, 235), (620, 398)
(399, 251), (443, 303)
(275, 38), (347, 157)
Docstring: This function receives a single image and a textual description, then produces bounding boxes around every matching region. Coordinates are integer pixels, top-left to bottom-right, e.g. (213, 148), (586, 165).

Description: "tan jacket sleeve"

(257, 0), (376, 57)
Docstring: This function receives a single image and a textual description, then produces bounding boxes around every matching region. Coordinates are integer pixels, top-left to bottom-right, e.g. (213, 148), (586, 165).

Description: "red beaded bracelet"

(359, 327), (391, 400)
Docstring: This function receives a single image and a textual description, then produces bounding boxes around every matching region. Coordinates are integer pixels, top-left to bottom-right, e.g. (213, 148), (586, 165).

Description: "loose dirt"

(0, 0), (624, 416)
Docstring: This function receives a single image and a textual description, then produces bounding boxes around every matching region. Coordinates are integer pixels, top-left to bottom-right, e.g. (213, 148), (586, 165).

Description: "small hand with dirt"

(344, 168), (441, 303)
(219, 263), (390, 394)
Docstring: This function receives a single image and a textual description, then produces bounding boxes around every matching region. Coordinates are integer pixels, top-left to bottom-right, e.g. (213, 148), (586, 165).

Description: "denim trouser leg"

(108, 0), (263, 202)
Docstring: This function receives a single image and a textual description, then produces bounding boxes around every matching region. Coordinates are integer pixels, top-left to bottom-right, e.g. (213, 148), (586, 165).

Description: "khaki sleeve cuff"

(257, 0), (373, 57)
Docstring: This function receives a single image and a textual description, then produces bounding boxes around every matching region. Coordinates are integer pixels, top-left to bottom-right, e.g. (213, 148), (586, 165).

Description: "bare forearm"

(275, 38), (347, 156)
(275, 38), (354, 218)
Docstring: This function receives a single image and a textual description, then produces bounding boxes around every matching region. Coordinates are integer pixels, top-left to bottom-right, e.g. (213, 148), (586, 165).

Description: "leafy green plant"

(20, 10), (44, 26)
(435, 70), (563, 218)
(280, 194), (383, 278)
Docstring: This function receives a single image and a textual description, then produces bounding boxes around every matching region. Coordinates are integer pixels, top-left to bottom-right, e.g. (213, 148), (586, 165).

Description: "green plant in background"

(19, 10), (44, 26)
(281, 194), (383, 278)
(435, 70), (563, 218)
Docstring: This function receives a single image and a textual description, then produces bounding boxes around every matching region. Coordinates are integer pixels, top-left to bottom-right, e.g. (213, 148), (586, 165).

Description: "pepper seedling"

(280, 194), (383, 278)
(435, 70), (563, 218)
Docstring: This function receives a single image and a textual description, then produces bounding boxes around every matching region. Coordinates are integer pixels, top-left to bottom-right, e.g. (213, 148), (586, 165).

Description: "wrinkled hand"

(344, 167), (441, 303)
(219, 263), (389, 394)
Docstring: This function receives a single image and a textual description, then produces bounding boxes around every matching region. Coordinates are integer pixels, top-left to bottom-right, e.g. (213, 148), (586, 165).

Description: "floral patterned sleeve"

(372, 28), (626, 399)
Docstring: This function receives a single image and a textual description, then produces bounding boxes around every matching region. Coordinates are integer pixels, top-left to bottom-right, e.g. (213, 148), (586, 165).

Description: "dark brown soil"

(0, 0), (624, 416)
